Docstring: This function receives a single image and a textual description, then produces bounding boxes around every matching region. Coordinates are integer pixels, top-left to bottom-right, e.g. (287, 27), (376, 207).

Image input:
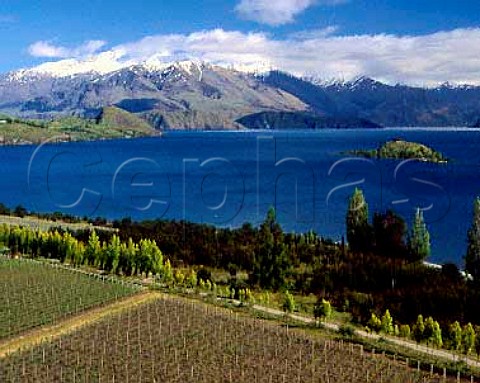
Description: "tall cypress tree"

(408, 208), (431, 261)
(346, 188), (371, 252)
(466, 197), (480, 281)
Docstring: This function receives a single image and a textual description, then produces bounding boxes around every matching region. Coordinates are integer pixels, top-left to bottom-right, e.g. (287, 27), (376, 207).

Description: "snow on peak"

(8, 51), (130, 80)
(229, 61), (273, 75)
(6, 51), (274, 82)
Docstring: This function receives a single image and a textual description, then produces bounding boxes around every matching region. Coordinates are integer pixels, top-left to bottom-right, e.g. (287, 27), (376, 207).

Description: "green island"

(0, 106), (159, 145)
(351, 139), (448, 163)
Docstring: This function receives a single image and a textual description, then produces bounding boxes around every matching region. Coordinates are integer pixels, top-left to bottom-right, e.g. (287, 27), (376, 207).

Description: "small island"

(350, 139), (448, 163)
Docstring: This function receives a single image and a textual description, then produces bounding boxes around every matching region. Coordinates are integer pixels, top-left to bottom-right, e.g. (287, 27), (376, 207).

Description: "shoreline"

(1, 126), (480, 148)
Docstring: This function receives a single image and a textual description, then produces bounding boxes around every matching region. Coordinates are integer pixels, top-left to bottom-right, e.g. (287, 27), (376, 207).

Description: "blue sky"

(2, 0), (480, 85)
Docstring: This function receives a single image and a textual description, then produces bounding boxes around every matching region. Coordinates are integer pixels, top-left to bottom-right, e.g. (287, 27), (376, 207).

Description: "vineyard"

(0, 258), (138, 339)
(0, 295), (456, 382)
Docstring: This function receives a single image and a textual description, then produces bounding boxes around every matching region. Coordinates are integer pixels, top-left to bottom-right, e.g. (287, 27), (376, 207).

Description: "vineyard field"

(0, 296), (456, 382)
(0, 258), (138, 339)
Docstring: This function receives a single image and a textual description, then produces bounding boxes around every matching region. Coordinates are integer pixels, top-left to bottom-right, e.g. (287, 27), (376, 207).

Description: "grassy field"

(0, 295), (455, 382)
(0, 258), (138, 339)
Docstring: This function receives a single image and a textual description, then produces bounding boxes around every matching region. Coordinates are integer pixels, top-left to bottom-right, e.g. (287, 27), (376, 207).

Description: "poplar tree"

(432, 321), (443, 348)
(152, 242), (164, 276)
(463, 323), (476, 355)
(424, 317), (442, 347)
(413, 315), (425, 343)
(449, 321), (462, 351)
(368, 313), (382, 333)
(399, 324), (411, 339)
(408, 208), (431, 261)
(466, 198), (480, 280)
(104, 234), (121, 273)
(162, 259), (174, 286)
(346, 188), (371, 252)
(85, 230), (101, 266)
(282, 290), (296, 314)
(380, 310), (394, 335)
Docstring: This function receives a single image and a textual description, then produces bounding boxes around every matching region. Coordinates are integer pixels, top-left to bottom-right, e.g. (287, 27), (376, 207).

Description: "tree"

(138, 239), (153, 276)
(380, 309), (394, 335)
(346, 188), (371, 253)
(149, 241), (164, 276)
(104, 234), (121, 273)
(424, 317), (442, 347)
(174, 270), (185, 286)
(368, 313), (382, 333)
(373, 210), (408, 259)
(85, 231), (101, 266)
(186, 270), (197, 288)
(282, 290), (296, 314)
(161, 259), (174, 286)
(449, 321), (462, 351)
(118, 238), (137, 276)
(423, 316), (435, 342)
(412, 315), (425, 343)
(399, 324), (411, 339)
(250, 208), (290, 291)
(432, 321), (443, 348)
(408, 208), (431, 261)
(466, 198), (480, 281)
(14, 205), (27, 218)
(463, 323), (476, 355)
(314, 298), (332, 322)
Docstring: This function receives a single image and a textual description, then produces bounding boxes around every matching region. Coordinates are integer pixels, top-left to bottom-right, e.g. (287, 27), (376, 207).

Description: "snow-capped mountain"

(0, 59), (306, 129)
(3, 58), (480, 129)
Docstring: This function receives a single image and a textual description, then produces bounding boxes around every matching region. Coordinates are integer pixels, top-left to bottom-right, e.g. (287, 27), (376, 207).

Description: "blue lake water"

(1, 129), (480, 266)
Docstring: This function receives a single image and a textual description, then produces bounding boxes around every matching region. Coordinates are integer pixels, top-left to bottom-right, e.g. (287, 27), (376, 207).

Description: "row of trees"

(346, 188), (430, 261)
(4, 190), (480, 333)
(347, 189), (480, 285)
(368, 310), (480, 355)
(0, 224), (165, 277)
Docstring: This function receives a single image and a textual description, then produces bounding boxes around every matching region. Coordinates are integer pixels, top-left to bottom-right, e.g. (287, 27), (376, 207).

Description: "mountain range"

(2, 58), (480, 130)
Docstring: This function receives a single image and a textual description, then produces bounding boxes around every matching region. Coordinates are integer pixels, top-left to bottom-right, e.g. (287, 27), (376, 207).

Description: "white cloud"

(235, 0), (315, 26)
(24, 28), (480, 86)
(235, 0), (346, 26)
(28, 40), (107, 58)
(289, 26), (339, 40)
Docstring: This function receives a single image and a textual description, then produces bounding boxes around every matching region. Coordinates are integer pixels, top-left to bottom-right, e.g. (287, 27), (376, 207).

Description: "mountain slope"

(0, 61), (308, 130)
(263, 71), (480, 127)
(4, 60), (480, 129)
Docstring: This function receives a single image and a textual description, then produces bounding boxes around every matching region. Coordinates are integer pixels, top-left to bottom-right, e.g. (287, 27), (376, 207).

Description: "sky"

(2, 0), (480, 85)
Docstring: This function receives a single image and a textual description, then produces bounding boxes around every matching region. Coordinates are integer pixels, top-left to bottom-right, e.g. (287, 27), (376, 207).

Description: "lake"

(1, 128), (480, 266)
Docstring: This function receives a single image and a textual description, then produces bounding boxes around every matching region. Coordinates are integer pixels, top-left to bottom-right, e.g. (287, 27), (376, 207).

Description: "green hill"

(0, 108), (158, 145)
